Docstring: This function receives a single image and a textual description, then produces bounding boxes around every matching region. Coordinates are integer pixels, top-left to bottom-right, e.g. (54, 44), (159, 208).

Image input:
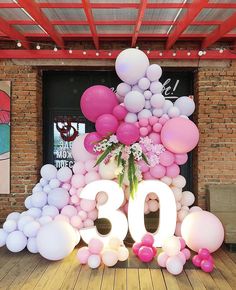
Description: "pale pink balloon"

(77, 246), (90, 264)
(153, 123), (162, 133)
(85, 172), (100, 185)
(139, 118), (149, 127)
(143, 171), (154, 180)
(80, 199), (96, 212)
(157, 252), (169, 267)
(149, 132), (161, 144)
(71, 174), (85, 188)
(148, 200), (159, 212)
(70, 216), (83, 228)
(189, 206), (202, 213)
(161, 118), (199, 154)
(181, 211), (224, 253)
(78, 210), (87, 221)
(177, 209), (189, 223)
(88, 209), (98, 220)
(88, 238), (104, 254)
(150, 164), (166, 179)
(149, 116), (158, 126)
(54, 214), (69, 223)
(73, 161), (86, 175)
(72, 134), (96, 162)
(140, 127), (149, 137)
(71, 195), (79, 205)
(61, 205), (77, 218)
(83, 219), (94, 227)
(159, 151), (175, 166)
(181, 248), (191, 260)
(85, 159), (98, 172)
(88, 254), (101, 269)
(177, 252), (186, 264)
(175, 222), (182, 236)
(102, 250), (119, 267)
(175, 153), (188, 165)
(166, 164), (180, 178)
(166, 256), (183, 275)
(179, 237), (186, 250)
(62, 183), (71, 191)
(96, 191), (108, 205)
(138, 160), (149, 173)
(69, 187), (77, 196)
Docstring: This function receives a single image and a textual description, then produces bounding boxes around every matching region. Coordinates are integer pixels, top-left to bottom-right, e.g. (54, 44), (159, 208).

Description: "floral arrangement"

(94, 134), (149, 198)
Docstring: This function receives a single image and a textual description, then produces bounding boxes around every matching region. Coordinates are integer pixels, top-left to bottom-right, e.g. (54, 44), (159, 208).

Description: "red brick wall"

(0, 59), (235, 223)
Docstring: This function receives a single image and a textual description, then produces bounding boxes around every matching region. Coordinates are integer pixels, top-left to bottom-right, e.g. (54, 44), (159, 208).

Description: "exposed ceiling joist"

(131, 0), (147, 47)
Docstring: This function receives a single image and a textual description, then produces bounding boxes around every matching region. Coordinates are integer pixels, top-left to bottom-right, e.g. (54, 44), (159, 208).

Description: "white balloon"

(32, 184), (43, 194)
(174, 96), (195, 117)
(124, 112), (138, 123)
(6, 231), (27, 253)
(145, 100), (151, 109)
(150, 81), (163, 94)
(138, 77), (150, 90)
(24, 196), (32, 209)
(162, 100), (173, 113)
(138, 109), (152, 120)
(172, 175), (186, 189)
(6, 212), (21, 221)
(42, 205), (59, 218)
(3, 220), (17, 233)
(116, 82), (131, 97)
(181, 191), (195, 207)
(27, 208), (42, 219)
(150, 93), (165, 109)
(124, 91), (145, 113)
(38, 216), (53, 225)
(162, 236), (181, 256)
(168, 106), (180, 118)
(115, 48), (150, 85)
(144, 90), (152, 100)
(23, 221), (41, 238)
(0, 229), (8, 247)
(31, 192), (47, 208)
(146, 64), (162, 81)
(27, 237), (38, 254)
(43, 185), (51, 193)
(99, 160), (117, 180)
(40, 164), (57, 181)
(88, 254), (101, 269)
(132, 85), (144, 94)
(48, 188), (70, 209)
(57, 167), (72, 183)
(118, 246), (129, 261)
(36, 221), (76, 260)
(49, 178), (61, 189)
(40, 178), (48, 186)
(18, 216), (34, 231)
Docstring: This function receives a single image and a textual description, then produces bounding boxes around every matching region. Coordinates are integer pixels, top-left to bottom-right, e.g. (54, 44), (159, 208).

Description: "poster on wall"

(0, 81), (11, 194)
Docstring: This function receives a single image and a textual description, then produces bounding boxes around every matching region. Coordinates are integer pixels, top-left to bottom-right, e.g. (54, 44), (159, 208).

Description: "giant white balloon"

(36, 221), (77, 260)
(115, 48), (150, 85)
(47, 188), (69, 209)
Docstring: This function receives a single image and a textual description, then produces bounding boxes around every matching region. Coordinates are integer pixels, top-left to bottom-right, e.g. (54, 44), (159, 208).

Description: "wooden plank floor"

(0, 245), (235, 290)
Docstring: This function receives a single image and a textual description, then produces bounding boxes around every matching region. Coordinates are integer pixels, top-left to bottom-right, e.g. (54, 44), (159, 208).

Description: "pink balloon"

(166, 256), (183, 275)
(201, 259), (214, 273)
(141, 233), (154, 247)
(88, 238), (104, 254)
(61, 205), (77, 218)
(84, 132), (101, 155)
(95, 114), (119, 137)
(72, 134), (96, 162)
(85, 171), (100, 184)
(81, 85), (118, 122)
(159, 151), (175, 166)
(78, 210), (87, 221)
(80, 199), (96, 212)
(178, 252), (186, 264)
(83, 219), (94, 227)
(179, 238), (186, 250)
(149, 132), (161, 144)
(139, 118), (149, 127)
(85, 159), (98, 172)
(198, 248), (210, 260)
(112, 105), (128, 120)
(116, 123), (140, 145)
(143, 171), (154, 180)
(87, 209), (98, 220)
(138, 246), (154, 263)
(70, 216), (82, 228)
(157, 252), (168, 267)
(192, 254), (202, 267)
(132, 242), (142, 256)
(175, 153), (188, 165)
(150, 164), (166, 179)
(149, 116), (158, 126)
(73, 161), (86, 175)
(166, 164), (180, 178)
(175, 222), (182, 236)
(161, 117), (199, 154)
(71, 174), (85, 188)
(153, 123), (162, 133)
(77, 247), (90, 264)
(138, 160), (149, 173)
(140, 127), (149, 137)
(181, 248), (191, 260)
(152, 246), (157, 256)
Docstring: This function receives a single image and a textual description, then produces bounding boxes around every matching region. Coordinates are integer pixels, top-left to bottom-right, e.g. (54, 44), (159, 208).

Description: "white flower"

(109, 135), (119, 144)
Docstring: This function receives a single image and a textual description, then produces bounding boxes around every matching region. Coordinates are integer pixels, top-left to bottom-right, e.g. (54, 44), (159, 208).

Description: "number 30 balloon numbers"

(80, 180), (177, 247)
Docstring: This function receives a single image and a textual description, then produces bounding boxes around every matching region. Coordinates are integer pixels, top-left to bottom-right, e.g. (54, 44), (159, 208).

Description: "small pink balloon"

(112, 104), (128, 120)
(166, 163), (180, 178)
(139, 118), (149, 127)
(69, 187), (77, 195)
(95, 114), (119, 137)
(140, 127), (149, 137)
(159, 117), (168, 125)
(149, 132), (161, 144)
(189, 206), (203, 213)
(78, 210), (87, 221)
(147, 125), (152, 133)
(80, 199), (96, 212)
(62, 183), (71, 191)
(201, 259), (214, 273)
(138, 160), (149, 173)
(179, 238), (186, 250)
(71, 174), (85, 188)
(71, 195), (80, 205)
(85, 171), (100, 184)
(141, 233), (154, 247)
(138, 246), (154, 263)
(84, 132), (101, 155)
(85, 159), (98, 172)
(149, 116), (158, 126)
(83, 219), (94, 227)
(77, 247), (90, 264)
(116, 123), (140, 145)
(70, 215), (83, 228)
(73, 161), (86, 175)
(88, 209), (98, 220)
(198, 248), (210, 260)
(88, 238), (104, 254)
(153, 123), (162, 133)
(150, 164), (166, 179)
(159, 151), (175, 166)
(178, 252), (186, 264)
(157, 252), (169, 267)
(132, 242), (142, 256)
(175, 153), (188, 165)
(143, 171), (154, 180)
(152, 246), (157, 256)
(181, 248), (191, 260)
(61, 205), (77, 218)
(192, 255), (202, 267)
(54, 214), (69, 223)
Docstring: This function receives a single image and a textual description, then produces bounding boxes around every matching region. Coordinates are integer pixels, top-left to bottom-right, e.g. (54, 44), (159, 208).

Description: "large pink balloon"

(95, 114), (119, 137)
(81, 85), (118, 122)
(84, 132), (101, 155)
(181, 211), (224, 253)
(72, 134), (96, 162)
(161, 117), (199, 154)
(116, 122), (140, 145)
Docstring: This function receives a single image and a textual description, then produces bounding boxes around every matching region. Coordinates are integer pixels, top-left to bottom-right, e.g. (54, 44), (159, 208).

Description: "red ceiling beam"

(131, 0), (147, 47)
(202, 12), (236, 49)
(1, 2), (236, 9)
(16, 0), (64, 48)
(81, 0), (99, 49)
(0, 16), (30, 49)
(0, 49), (235, 59)
(166, 0), (208, 50)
